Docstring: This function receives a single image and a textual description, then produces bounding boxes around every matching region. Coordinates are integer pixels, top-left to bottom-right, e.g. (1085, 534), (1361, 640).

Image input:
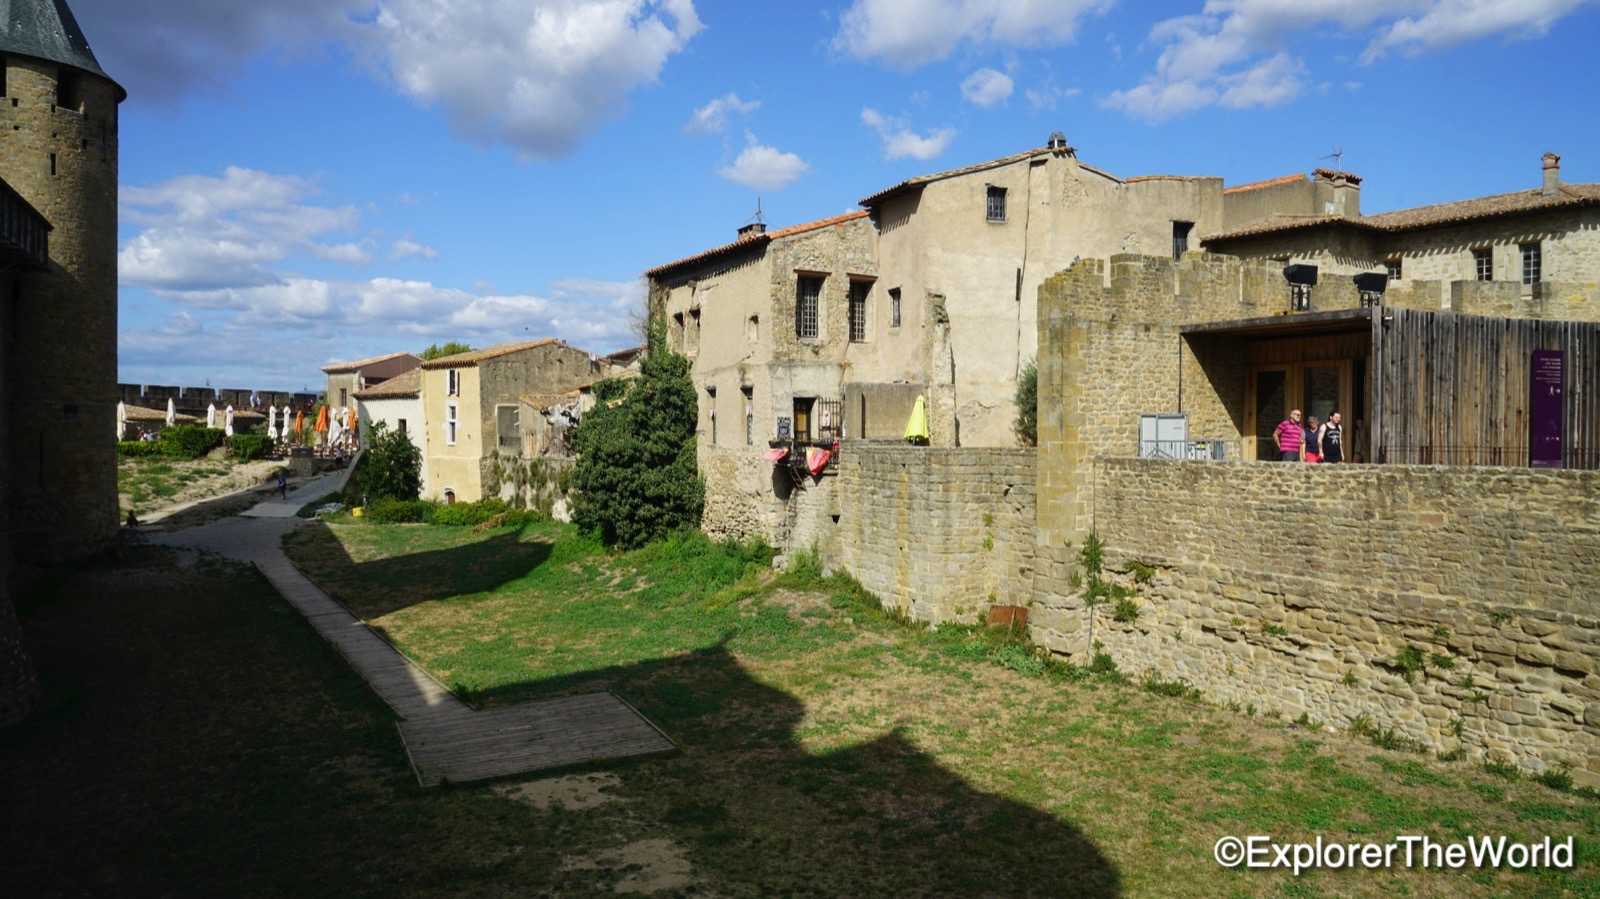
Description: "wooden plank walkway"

(154, 514), (676, 786)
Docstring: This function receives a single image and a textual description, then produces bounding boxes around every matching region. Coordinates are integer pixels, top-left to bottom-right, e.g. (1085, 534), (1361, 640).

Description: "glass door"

(1247, 366), (1289, 461)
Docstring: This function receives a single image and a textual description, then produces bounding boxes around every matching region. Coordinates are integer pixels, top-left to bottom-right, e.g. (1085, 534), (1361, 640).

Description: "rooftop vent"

(1047, 132), (1069, 150)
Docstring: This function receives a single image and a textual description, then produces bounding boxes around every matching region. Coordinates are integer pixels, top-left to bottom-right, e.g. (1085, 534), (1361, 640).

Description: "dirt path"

(120, 456), (287, 526)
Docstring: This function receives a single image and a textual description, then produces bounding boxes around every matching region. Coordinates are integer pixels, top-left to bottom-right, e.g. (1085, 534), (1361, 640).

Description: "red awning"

(762, 447), (789, 462)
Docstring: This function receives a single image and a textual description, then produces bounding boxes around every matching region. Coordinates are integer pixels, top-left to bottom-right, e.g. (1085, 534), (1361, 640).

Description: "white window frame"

(447, 368), (460, 396)
(445, 400), (458, 446)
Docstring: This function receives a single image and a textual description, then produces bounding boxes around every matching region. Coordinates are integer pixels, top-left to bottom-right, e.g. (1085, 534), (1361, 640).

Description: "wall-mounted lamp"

(1283, 264), (1318, 312)
(1354, 271), (1388, 309)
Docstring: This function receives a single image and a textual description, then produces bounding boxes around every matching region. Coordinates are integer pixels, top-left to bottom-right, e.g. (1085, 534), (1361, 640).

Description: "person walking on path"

(277, 472), (288, 500)
(1273, 410), (1304, 462)
(1319, 411), (1345, 464)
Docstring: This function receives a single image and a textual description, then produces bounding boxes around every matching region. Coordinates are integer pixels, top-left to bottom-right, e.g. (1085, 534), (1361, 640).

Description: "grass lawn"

(4, 521), (1596, 897)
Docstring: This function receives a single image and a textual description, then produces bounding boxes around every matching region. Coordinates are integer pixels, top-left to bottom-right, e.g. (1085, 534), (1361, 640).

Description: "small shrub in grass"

(430, 498), (514, 526)
(1534, 764), (1574, 792)
(1144, 671), (1201, 700)
(1484, 759), (1521, 780)
(161, 425), (226, 459)
(229, 434), (273, 461)
(364, 497), (434, 524)
(118, 440), (164, 458)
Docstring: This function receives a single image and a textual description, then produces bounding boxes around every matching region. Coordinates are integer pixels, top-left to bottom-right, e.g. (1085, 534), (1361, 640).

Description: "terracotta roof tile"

(1204, 183), (1600, 243)
(858, 148), (1053, 207)
(647, 211), (869, 278)
(419, 339), (559, 368)
(321, 350), (420, 374)
(1223, 173), (1305, 195)
(354, 367), (420, 399)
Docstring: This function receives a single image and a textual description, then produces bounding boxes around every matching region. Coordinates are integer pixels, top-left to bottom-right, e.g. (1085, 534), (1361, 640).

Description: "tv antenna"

(1320, 148), (1345, 173)
(748, 196), (765, 226)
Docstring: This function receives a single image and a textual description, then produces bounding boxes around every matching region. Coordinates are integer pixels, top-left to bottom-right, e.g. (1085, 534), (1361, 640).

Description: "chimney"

(1542, 152), (1561, 196)
(1312, 168), (1362, 217)
(737, 222), (766, 241)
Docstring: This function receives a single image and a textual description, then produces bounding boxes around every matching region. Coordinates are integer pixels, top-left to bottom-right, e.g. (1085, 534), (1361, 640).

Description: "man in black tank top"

(1319, 411), (1344, 464)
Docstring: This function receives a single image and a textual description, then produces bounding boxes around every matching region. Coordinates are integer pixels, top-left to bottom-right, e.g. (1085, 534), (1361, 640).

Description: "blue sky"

(79, 0), (1600, 393)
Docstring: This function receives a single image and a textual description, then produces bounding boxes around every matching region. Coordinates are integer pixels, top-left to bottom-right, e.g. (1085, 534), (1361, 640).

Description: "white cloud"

(1363, 0), (1594, 61)
(72, 0), (371, 106)
(716, 134), (810, 190)
(1105, 0), (1596, 121)
(686, 92), (760, 133)
(861, 108), (955, 161)
(372, 0), (703, 160)
(118, 167), (367, 290)
(119, 275), (641, 382)
(78, 1), (704, 160)
(960, 68), (1013, 108)
(833, 0), (1112, 69)
(390, 238), (440, 261)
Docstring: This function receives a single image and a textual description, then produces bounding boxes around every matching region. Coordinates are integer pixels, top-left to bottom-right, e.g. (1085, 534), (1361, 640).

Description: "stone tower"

(0, 0), (124, 724)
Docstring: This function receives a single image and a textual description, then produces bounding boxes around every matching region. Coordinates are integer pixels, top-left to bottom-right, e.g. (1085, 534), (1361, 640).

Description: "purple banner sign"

(1530, 349), (1564, 469)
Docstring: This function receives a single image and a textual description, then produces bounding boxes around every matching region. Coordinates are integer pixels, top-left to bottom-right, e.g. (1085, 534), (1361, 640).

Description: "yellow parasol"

(903, 395), (930, 444)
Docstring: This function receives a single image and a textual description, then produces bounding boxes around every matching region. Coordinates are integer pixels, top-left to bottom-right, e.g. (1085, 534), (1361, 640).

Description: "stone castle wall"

(831, 444), (1035, 624)
(1053, 457), (1600, 785)
(0, 59), (120, 562)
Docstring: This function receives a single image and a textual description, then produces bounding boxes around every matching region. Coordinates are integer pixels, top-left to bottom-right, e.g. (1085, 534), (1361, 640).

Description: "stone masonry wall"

(831, 444), (1035, 624)
(1068, 458), (1600, 784)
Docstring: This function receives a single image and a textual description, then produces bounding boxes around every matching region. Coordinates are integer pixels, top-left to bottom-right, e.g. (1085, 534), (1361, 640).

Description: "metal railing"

(1138, 439), (1241, 461)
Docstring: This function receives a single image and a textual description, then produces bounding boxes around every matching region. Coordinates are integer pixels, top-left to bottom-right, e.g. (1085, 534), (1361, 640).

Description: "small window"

(1520, 243), (1542, 286)
(397, 418), (407, 434)
(889, 287), (901, 329)
(1473, 247), (1492, 281)
(445, 401), (458, 445)
(707, 386), (717, 445)
(986, 186), (1007, 223)
(1172, 221), (1193, 259)
(742, 386), (753, 446)
(848, 280), (870, 343)
(56, 71), (80, 113)
(447, 368), (460, 396)
(796, 275), (822, 339)
(1385, 257), (1402, 283)
(339, 388), (348, 406)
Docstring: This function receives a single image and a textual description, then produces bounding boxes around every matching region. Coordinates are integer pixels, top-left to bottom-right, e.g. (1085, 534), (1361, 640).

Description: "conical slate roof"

(0, 0), (124, 98)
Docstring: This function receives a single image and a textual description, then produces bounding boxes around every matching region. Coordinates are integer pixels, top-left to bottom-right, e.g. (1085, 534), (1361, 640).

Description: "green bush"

(229, 434), (274, 461)
(160, 425), (226, 460)
(1014, 357), (1037, 446)
(429, 497), (523, 527)
(117, 440), (164, 458)
(354, 420), (422, 501)
(571, 327), (704, 548)
(363, 497), (435, 524)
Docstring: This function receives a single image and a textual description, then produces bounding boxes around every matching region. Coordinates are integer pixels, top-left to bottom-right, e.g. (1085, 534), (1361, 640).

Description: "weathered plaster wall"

(831, 444), (1036, 624)
(1054, 458), (1600, 785)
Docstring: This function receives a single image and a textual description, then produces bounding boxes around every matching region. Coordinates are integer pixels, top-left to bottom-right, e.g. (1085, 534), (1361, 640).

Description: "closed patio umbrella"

(295, 409), (305, 440)
(903, 395), (929, 444)
(224, 405), (235, 437)
(267, 404), (279, 441)
(116, 401), (127, 439)
(207, 403), (217, 428)
(166, 397), (176, 427)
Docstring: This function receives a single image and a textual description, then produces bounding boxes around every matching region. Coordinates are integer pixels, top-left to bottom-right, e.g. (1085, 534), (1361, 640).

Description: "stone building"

(1204, 153), (1600, 320)
(649, 136), (1349, 548)
(0, 0), (124, 725)
(418, 339), (625, 503)
(323, 350), (421, 412)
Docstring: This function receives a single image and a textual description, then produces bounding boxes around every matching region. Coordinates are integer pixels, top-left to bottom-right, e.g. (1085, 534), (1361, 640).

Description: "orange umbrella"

(295, 409), (305, 437)
(314, 404), (329, 433)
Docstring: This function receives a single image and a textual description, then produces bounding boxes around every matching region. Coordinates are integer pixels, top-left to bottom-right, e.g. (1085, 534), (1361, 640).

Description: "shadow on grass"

(285, 520), (554, 619)
(467, 638), (1123, 897)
